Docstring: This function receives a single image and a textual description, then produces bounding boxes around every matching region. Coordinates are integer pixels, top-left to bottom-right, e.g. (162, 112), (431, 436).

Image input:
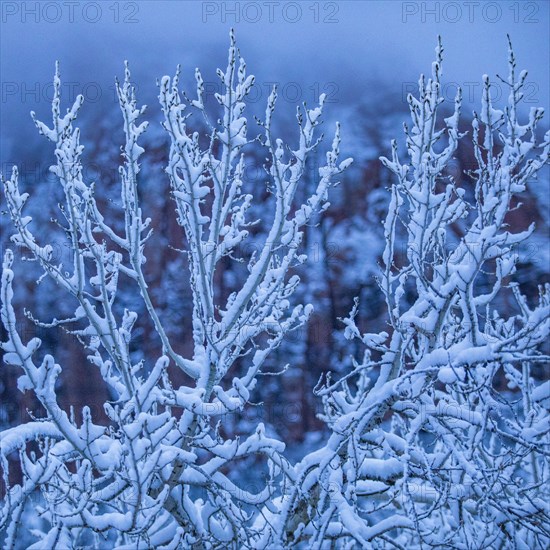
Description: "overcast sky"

(1, 0), (549, 164)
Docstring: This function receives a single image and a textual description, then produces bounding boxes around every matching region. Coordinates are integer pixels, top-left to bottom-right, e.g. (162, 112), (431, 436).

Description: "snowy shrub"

(270, 37), (549, 548)
(1, 32), (548, 548)
(0, 30), (350, 548)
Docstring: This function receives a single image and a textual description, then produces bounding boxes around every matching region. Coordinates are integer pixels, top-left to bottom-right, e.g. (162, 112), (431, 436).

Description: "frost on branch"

(0, 31), (349, 548)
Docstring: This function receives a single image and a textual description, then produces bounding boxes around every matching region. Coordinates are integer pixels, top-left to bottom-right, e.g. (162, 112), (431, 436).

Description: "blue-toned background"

(2, 1), (549, 156)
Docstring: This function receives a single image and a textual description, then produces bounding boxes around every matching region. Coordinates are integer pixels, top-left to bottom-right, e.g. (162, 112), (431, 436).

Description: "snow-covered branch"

(269, 36), (550, 548)
(1, 31), (350, 548)
(1, 33), (547, 549)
